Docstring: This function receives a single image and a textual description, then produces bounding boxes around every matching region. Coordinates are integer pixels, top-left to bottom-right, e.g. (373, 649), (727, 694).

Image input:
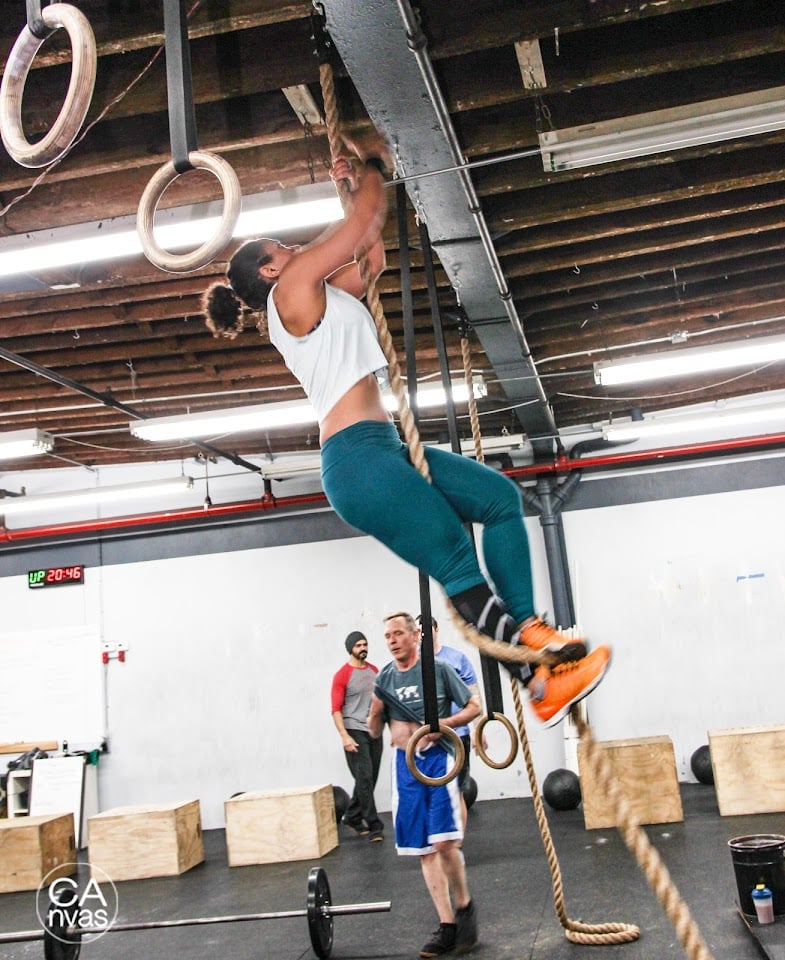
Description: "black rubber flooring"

(3, 784), (783, 960)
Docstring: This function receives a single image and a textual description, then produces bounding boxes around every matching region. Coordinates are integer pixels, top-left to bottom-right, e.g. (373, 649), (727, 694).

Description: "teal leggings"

(321, 420), (534, 623)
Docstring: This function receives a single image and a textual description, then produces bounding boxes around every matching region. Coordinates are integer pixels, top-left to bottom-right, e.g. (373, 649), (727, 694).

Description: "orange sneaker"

(528, 645), (611, 727)
(519, 617), (587, 664)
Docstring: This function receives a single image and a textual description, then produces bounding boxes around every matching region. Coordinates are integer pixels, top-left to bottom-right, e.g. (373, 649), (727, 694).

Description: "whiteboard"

(0, 626), (104, 746)
(29, 756), (86, 847)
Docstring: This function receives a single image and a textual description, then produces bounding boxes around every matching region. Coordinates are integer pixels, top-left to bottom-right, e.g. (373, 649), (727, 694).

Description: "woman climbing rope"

(201, 141), (611, 728)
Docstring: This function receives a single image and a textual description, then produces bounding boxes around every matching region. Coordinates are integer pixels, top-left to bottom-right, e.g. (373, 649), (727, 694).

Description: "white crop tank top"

(266, 283), (389, 423)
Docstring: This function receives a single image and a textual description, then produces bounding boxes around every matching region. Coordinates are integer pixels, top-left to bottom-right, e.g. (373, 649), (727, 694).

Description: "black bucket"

(728, 834), (785, 916)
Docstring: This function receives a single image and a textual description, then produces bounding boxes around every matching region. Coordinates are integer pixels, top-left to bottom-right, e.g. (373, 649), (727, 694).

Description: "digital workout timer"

(28, 565), (85, 589)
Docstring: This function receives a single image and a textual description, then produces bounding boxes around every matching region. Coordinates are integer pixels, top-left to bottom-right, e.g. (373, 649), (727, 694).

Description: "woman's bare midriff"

(319, 373), (392, 444)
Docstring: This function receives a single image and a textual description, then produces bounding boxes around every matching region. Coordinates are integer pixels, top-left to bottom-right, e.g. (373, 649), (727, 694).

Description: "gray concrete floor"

(2, 784), (783, 959)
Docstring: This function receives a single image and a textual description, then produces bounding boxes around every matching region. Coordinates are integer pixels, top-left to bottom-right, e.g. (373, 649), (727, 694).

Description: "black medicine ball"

(690, 745), (714, 785)
(463, 776), (478, 809)
(542, 768), (582, 811)
(333, 785), (351, 821)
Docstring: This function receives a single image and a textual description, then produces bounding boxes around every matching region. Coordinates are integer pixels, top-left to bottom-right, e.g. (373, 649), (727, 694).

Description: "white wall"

(2, 478), (784, 828)
(0, 520), (562, 828)
(565, 482), (785, 777)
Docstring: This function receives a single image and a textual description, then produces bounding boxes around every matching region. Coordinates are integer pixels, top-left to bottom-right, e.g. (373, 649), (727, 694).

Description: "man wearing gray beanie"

(331, 631), (384, 841)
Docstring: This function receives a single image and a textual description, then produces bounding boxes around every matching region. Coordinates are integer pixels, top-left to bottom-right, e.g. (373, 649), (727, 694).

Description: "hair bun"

(202, 282), (243, 339)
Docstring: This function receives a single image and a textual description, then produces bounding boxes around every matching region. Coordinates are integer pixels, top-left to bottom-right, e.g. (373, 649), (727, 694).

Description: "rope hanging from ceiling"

(316, 12), (717, 957)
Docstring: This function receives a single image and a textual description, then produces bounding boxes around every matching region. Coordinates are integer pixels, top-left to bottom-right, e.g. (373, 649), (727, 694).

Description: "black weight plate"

(44, 921), (82, 960)
(307, 866), (334, 959)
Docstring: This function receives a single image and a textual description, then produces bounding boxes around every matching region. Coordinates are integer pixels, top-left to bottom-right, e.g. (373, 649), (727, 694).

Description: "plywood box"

(87, 800), (204, 881)
(708, 724), (785, 816)
(577, 735), (683, 830)
(0, 813), (76, 892)
(225, 785), (338, 866)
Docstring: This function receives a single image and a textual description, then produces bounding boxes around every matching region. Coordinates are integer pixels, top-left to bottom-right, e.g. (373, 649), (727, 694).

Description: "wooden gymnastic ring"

(405, 723), (465, 787)
(137, 150), (241, 273)
(0, 4), (96, 168)
(474, 712), (518, 770)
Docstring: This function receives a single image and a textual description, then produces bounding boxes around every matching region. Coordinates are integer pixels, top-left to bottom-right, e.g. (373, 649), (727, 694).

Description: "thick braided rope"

(512, 683), (640, 944)
(573, 710), (716, 959)
(460, 336), (484, 462)
(464, 328), (714, 959)
(318, 61), (542, 672)
(461, 332), (639, 944)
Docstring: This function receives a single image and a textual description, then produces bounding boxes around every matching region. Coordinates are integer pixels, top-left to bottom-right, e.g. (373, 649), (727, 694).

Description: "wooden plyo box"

(0, 813), (76, 893)
(225, 785), (338, 866)
(577, 735), (684, 830)
(87, 800), (204, 881)
(708, 725), (785, 816)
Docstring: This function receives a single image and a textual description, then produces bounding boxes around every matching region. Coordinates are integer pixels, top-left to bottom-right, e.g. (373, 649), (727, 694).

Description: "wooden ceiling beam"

(498, 183), (785, 255)
(520, 247), (785, 314)
(421, 0), (735, 59)
(0, 98), (309, 190)
(0, 1), (307, 71)
(441, 30), (785, 114)
(514, 229), (785, 299)
(0, 139), (331, 233)
(15, 19), (321, 133)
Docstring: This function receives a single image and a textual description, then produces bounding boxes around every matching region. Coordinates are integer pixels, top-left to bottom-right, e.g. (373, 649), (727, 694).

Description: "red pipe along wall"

(2, 431), (784, 545)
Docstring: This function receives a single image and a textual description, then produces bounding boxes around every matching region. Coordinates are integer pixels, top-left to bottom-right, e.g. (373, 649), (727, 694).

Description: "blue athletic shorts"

(390, 746), (463, 855)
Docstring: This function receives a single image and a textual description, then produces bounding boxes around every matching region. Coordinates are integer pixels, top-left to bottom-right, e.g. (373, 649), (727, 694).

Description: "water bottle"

(752, 883), (775, 924)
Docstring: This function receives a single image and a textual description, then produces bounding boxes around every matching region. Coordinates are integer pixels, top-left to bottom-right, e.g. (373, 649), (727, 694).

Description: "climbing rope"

(317, 59), (542, 676)
(513, 681), (640, 944)
(459, 328), (714, 958)
(573, 710), (716, 958)
(319, 35), (716, 957)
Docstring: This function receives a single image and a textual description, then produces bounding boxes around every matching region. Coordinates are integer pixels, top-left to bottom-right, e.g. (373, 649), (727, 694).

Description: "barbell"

(0, 867), (389, 960)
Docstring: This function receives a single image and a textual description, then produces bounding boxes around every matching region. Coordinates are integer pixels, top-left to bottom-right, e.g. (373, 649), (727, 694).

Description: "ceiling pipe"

(511, 430), (785, 477)
(2, 432), (784, 547)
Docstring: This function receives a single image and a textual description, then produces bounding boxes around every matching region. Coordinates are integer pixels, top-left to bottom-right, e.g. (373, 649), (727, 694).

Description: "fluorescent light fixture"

(0, 476), (194, 516)
(604, 401), (785, 442)
(0, 181), (343, 279)
(0, 428), (54, 461)
(404, 379), (485, 407)
(539, 86), (785, 171)
(130, 382), (483, 442)
(132, 400), (318, 442)
(594, 335), (785, 387)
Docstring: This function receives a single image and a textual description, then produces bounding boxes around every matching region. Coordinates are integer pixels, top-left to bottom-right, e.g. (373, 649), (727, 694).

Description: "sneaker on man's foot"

(343, 818), (369, 836)
(528, 645), (611, 727)
(454, 900), (478, 953)
(420, 923), (457, 958)
(368, 829), (384, 842)
(519, 617), (587, 664)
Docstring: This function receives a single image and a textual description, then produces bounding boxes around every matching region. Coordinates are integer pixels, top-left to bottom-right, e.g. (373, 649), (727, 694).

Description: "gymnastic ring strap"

(0, 4), (96, 168)
(405, 724), (464, 787)
(137, 150), (241, 273)
(474, 711), (518, 770)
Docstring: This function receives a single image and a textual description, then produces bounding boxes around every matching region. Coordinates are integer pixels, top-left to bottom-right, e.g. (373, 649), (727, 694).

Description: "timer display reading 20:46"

(28, 565), (85, 589)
